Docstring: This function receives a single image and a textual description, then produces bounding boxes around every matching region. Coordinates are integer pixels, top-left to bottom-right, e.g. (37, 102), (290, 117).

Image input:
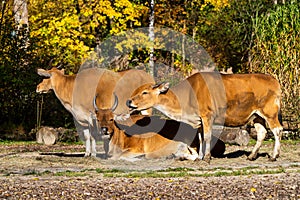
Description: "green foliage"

(0, 2), (75, 137)
(0, 0), (299, 138)
(250, 2), (300, 130)
(0, 0), (146, 138)
(0, 7), (38, 134)
(195, 0), (274, 71)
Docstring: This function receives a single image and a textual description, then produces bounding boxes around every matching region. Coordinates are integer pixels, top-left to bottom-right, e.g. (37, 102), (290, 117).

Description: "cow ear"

(159, 82), (170, 93)
(37, 69), (51, 77)
(114, 113), (130, 121)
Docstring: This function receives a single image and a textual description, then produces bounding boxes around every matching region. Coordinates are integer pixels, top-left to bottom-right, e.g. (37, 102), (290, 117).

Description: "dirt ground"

(0, 140), (299, 199)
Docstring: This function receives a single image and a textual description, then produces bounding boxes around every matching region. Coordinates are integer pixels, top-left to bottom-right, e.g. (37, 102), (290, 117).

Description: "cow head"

(36, 78), (52, 93)
(126, 82), (170, 112)
(36, 67), (65, 93)
(94, 93), (118, 137)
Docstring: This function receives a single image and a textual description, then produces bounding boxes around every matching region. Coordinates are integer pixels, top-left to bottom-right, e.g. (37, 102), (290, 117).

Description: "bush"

(0, 12), (74, 139)
(250, 2), (300, 131)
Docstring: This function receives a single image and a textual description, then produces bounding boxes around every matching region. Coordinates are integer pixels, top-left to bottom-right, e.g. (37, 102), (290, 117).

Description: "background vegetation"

(0, 0), (299, 139)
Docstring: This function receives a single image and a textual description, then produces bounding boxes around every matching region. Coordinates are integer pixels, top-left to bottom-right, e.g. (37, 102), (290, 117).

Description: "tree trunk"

(149, 0), (155, 76)
(13, 0), (29, 48)
(14, 0), (28, 26)
(182, 21), (186, 74)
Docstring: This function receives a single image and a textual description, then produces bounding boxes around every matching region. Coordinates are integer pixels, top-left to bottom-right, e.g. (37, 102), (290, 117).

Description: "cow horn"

(47, 59), (54, 69)
(93, 95), (99, 112)
(111, 93), (118, 112)
(56, 64), (63, 69)
(152, 82), (163, 89)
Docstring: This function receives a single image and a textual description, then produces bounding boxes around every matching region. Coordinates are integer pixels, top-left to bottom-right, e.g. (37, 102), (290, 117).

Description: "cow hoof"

(247, 153), (257, 161)
(178, 156), (187, 161)
(269, 157), (277, 162)
(247, 156), (255, 161)
(84, 153), (91, 157)
(203, 155), (211, 164)
(194, 157), (202, 162)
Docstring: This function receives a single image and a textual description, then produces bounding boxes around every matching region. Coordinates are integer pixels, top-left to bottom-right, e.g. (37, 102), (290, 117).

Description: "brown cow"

(93, 96), (199, 161)
(127, 72), (283, 162)
(37, 67), (154, 157)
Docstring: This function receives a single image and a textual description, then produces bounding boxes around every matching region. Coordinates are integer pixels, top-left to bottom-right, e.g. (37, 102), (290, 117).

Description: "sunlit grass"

(94, 166), (289, 178)
(9, 165), (294, 178)
(248, 138), (299, 146)
(53, 170), (88, 177)
(0, 140), (37, 145)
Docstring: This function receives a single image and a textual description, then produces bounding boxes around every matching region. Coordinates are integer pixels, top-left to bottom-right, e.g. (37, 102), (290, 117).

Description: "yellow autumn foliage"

(29, 0), (145, 69)
(204, 0), (230, 10)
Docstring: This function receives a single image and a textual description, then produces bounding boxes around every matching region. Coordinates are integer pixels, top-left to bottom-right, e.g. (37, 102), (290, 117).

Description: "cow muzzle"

(36, 88), (50, 94)
(126, 100), (137, 110)
(101, 127), (108, 135)
(100, 127), (112, 140)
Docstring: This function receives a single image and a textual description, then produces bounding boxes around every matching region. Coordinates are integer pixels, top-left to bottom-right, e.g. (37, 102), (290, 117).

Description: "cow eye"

(142, 91), (148, 95)
(109, 118), (113, 122)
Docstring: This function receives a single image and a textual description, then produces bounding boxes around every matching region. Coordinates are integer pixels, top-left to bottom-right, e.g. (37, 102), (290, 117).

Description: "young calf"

(94, 96), (199, 161)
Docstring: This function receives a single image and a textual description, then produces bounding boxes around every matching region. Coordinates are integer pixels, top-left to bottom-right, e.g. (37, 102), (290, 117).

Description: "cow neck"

(111, 126), (127, 149)
(51, 73), (75, 108)
(155, 90), (182, 121)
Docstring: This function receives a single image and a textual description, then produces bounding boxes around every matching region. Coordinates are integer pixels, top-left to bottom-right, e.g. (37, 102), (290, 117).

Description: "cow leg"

(83, 129), (91, 157)
(266, 117), (283, 161)
(270, 126), (282, 161)
(103, 138), (110, 159)
(201, 118), (212, 163)
(197, 128), (204, 160)
(91, 136), (97, 157)
(248, 123), (267, 161)
(90, 113), (98, 157)
(260, 108), (282, 161)
(203, 130), (212, 163)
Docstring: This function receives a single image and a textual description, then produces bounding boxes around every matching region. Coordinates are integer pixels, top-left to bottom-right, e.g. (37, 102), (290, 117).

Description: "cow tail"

(278, 109), (283, 126)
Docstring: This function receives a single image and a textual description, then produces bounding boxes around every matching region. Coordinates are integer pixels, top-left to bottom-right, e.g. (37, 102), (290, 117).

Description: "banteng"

(37, 67), (154, 157)
(127, 72), (283, 162)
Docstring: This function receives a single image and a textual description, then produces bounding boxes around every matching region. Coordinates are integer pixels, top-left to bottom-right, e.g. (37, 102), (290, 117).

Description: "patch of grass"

(96, 168), (127, 173)
(95, 165), (288, 178)
(211, 167), (233, 171)
(23, 170), (40, 176)
(280, 139), (300, 145)
(0, 140), (37, 145)
(95, 167), (195, 178)
(248, 139), (257, 146)
(248, 138), (300, 146)
(103, 171), (190, 178)
(15, 165), (291, 179)
(290, 164), (300, 168)
(241, 166), (260, 170)
(54, 170), (88, 177)
(157, 167), (195, 172)
(59, 141), (84, 145)
(195, 168), (286, 178)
